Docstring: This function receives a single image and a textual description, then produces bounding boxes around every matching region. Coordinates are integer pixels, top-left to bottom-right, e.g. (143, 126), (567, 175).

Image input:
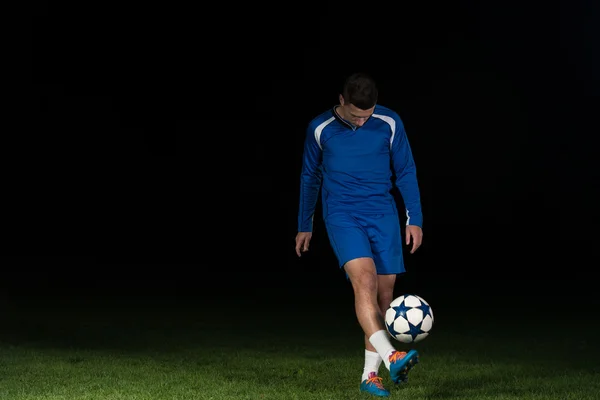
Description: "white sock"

(368, 330), (396, 370)
(362, 350), (382, 381)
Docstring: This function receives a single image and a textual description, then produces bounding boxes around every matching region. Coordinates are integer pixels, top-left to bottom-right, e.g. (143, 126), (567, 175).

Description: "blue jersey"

(298, 105), (423, 232)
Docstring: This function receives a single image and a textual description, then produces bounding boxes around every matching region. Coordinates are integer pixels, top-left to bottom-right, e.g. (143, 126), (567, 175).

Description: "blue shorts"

(324, 212), (404, 275)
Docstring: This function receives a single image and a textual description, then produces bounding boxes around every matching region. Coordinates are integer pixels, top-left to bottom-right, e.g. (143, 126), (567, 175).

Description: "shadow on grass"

(1, 297), (598, 387)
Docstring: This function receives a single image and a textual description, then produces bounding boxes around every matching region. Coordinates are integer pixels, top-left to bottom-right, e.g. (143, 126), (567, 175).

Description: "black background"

(15, 1), (600, 312)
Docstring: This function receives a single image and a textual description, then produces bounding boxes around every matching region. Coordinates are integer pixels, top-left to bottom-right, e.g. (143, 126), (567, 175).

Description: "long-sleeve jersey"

(298, 104), (422, 232)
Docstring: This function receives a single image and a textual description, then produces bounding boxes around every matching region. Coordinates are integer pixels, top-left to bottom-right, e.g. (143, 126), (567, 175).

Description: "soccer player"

(295, 73), (424, 397)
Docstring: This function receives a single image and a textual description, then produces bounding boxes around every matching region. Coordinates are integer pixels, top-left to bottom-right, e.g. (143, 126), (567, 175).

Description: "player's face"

(339, 96), (375, 127)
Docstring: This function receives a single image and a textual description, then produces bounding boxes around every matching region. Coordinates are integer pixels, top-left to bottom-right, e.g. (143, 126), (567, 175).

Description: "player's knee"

(376, 274), (396, 310)
(378, 284), (394, 300)
(344, 257), (378, 294)
(378, 292), (394, 311)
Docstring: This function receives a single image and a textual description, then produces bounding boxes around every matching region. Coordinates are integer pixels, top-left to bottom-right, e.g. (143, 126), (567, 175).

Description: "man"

(295, 73), (424, 397)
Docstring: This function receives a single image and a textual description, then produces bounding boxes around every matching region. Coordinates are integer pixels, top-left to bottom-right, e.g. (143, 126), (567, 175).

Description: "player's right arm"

(296, 123), (323, 256)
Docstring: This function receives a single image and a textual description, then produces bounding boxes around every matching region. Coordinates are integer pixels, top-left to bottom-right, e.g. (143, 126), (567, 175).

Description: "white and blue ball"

(385, 294), (434, 344)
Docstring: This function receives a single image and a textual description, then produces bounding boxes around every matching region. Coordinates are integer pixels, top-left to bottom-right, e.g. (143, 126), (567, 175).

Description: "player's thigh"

(324, 212), (372, 268)
(365, 213), (404, 275)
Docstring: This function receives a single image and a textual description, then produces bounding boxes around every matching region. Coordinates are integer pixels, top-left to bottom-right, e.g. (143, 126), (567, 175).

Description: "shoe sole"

(391, 350), (419, 384)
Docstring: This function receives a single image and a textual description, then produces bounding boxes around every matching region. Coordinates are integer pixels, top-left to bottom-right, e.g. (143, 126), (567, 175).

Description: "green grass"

(0, 297), (598, 399)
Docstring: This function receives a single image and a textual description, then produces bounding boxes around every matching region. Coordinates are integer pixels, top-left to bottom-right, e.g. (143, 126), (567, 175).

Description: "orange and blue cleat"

(360, 372), (390, 397)
(389, 349), (419, 384)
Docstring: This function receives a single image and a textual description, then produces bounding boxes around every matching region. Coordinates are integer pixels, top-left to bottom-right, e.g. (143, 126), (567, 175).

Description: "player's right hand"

(295, 232), (313, 257)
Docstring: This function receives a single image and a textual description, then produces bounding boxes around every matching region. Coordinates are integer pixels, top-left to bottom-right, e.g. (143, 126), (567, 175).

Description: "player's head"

(339, 72), (378, 127)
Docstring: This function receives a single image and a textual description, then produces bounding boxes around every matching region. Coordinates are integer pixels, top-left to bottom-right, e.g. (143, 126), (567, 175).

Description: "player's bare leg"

(345, 258), (419, 387)
(358, 273), (397, 396)
(345, 257), (390, 396)
(365, 273), (416, 384)
(344, 257), (383, 338)
(364, 273), (396, 355)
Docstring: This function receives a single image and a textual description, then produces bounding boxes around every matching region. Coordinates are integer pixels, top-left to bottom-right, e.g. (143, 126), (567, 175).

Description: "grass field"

(1, 285), (598, 400)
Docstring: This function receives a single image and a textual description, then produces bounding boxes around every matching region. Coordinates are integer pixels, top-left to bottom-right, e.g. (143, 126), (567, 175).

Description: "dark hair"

(342, 72), (378, 110)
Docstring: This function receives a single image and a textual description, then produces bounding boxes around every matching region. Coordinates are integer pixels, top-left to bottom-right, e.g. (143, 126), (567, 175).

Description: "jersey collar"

(332, 106), (358, 131)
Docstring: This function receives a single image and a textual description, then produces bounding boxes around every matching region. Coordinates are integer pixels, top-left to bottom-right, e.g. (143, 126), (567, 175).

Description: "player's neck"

(334, 105), (346, 120)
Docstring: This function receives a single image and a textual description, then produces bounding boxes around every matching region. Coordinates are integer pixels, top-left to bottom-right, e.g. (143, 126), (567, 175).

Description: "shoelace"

(366, 375), (386, 390)
(389, 351), (407, 364)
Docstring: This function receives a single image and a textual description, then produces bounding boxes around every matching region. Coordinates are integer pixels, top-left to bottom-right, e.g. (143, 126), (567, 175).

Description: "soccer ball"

(385, 294), (434, 344)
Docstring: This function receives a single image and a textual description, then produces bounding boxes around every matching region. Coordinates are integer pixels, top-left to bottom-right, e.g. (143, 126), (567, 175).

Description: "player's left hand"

(405, 225), (423, 254)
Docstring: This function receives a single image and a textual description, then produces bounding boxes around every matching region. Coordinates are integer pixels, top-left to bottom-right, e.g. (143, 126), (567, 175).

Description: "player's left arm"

(390, 118), (423, 254)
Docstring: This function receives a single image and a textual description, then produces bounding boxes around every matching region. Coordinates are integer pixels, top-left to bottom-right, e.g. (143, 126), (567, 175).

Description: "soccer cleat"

(360, 372), (390, 397)
(388, 349), (419, 384)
